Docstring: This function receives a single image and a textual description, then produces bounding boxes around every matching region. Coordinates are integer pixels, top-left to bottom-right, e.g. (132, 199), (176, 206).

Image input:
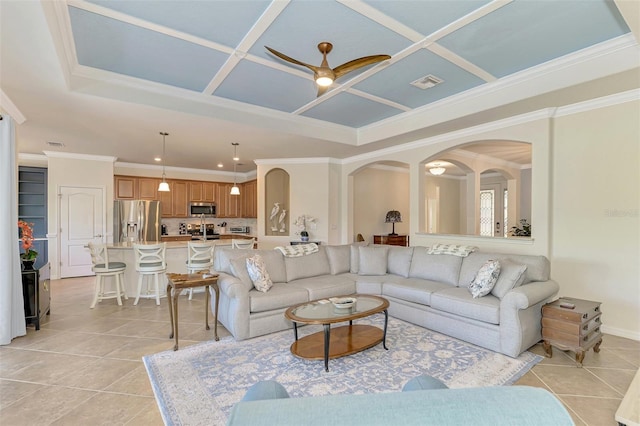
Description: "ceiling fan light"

(316, 76), (333, 87)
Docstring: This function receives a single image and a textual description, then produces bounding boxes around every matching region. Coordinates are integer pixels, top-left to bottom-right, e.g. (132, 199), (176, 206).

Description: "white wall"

(425, 175), (461, 234)
(47, 154), (114, 278)
(551, 99), (639, 340)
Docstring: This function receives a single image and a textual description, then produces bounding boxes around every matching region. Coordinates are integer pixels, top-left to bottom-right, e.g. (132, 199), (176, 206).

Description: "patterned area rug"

(144, 317), (542, 425)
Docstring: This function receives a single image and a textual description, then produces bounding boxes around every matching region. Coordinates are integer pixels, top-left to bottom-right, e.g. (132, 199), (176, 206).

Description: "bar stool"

(232, 238), (255, 249)
(185, 241), (215, 300)
(133, 242), (167, 306)
(87, 242), (127, 308)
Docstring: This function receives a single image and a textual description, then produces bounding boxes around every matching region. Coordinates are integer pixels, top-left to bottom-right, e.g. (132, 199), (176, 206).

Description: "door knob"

(94, 234), (102, 238)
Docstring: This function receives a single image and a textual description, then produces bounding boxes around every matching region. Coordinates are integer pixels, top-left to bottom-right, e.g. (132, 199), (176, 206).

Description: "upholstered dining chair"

(184, 241), (215, 300)
(232, 238), (255, 249)
(132, 242), (167, 306)
(87, 242), (127, 308)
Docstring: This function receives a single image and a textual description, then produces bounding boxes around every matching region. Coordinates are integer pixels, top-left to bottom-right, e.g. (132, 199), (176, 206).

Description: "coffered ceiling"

(1, 1), (638, 173)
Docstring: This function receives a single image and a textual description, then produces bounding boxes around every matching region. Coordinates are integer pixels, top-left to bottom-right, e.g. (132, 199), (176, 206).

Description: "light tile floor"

(1, 276), (638, 425)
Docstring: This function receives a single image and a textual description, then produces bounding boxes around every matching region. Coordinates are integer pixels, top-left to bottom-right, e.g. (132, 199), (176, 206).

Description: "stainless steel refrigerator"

(113, 200), (161, 243)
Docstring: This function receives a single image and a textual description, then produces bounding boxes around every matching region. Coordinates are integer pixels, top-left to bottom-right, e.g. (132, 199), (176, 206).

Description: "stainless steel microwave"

(190, 202), (216, 217)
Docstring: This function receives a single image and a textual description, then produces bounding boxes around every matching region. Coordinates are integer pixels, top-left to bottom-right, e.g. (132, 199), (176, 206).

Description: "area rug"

(144, 317), (542, 425)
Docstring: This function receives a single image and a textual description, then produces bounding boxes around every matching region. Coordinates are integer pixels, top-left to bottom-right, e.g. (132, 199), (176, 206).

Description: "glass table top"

(286, 295), (387, 323)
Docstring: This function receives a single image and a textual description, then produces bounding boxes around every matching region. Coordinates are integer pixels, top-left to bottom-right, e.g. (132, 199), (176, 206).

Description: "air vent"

(410, 74), (443, 90)
(46, 141), (65, 147)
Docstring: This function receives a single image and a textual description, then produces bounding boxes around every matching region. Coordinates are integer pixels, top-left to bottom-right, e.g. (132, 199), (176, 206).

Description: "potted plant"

(510, 219), (531, 237)
(18, 220), (38, 269)
(294, 215), (316, 242)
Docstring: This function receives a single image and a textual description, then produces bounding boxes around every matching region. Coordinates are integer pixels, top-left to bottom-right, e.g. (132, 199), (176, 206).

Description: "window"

(479, 190), (494, 237)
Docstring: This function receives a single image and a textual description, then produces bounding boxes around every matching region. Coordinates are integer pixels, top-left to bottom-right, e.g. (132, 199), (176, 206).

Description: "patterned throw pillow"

(468, 260), (501, 298)
(246, 254), (273, 293)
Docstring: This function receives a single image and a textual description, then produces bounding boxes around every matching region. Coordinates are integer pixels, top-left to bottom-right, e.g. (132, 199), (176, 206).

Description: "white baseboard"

(601, 325), (640, 342)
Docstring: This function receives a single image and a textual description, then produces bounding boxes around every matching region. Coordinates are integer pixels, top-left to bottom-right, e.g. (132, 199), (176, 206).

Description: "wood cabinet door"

(158, 182), (173, 217)
(172, 181), (188, 217)
(189, 182), (203, 201)
(115, 176), (135, 199)
(216, 184), (229, 217)
(203, 182), (216, 202)
(138, 178), (159, 200)
(241, 180), (257, 218)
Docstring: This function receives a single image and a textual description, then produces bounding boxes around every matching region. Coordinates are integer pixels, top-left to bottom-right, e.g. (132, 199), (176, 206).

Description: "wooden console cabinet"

(373, 234), (409, 247)
(542, 297), (603, 367)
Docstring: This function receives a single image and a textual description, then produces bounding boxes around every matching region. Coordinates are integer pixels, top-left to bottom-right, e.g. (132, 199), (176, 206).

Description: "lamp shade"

(230, 185), (240, 195)
(385, 210), (402, 223)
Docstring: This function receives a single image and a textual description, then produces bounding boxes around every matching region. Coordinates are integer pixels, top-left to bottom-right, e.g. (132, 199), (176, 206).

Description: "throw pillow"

(387, 246), (414, 278)
(325, 245), (351, 275)
(358, 246), (389, 276)
(491, 258), (527, 299)
(349, 242), (367, 273)
(468, 260), (501, 298)
(246, 254), (273, 293)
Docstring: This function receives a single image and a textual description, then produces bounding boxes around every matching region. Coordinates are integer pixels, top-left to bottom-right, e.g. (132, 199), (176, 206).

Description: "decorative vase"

(21, 259), (36, 270)
(300, 231), (309, 242)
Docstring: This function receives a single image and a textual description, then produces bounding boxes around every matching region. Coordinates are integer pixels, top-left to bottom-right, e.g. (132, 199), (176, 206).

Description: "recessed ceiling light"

(410, 74), (443, 90)
(154, 157), (162, 162)
(217, 163), (223, 168)
(46, 141), (65, 147)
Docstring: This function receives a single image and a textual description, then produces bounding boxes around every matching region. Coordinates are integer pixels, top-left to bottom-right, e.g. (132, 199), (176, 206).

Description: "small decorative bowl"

(331, 297), (356, 309)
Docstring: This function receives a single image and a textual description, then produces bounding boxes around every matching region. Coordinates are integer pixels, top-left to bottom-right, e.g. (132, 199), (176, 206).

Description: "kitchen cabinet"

(161, 235), (192, 242)
(158, 180), (188, 218)
(241, 180), (257, 218)
(138, 178), (159, 200)
(217, 183), (240, 218)
(189, 181), (217, 202)
(115, 176), (136, 199)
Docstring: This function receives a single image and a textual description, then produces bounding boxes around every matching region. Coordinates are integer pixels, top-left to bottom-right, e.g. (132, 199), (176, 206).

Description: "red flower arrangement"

(18, 220), (38, 260)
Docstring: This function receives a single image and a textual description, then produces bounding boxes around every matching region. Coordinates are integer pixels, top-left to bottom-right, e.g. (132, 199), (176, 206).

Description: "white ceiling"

(1, 1), (638, 174)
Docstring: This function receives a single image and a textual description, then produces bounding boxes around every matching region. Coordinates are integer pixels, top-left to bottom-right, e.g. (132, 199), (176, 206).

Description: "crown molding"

(554, 88), (640, 118)
(255, 157), (340, 166)
(43, 151), (117, 162)
(0, 89), (26, 124)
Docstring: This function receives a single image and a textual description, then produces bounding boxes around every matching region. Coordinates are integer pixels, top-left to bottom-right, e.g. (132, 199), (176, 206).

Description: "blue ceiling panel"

(363, 0), (491, 37)
(355, 49), (485, 108)
(249, 1), (411, 66)
(214, 60), (315, 113)
(302, 92), (403, 127)
(86, 0), (271, 47)
(438, 0), (630, 78)
(69, 7), (227, 92)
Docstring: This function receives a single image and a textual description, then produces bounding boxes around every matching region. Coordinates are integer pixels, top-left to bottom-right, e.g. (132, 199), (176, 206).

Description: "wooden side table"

(542, 297), (603, 367)
(166, 272), (219, 351)
(373, 235), (409, 247)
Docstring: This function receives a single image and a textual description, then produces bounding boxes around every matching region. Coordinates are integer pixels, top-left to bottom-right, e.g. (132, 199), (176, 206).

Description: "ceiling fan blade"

(333, 54), (391, 79)
(265, 46), (318, 72)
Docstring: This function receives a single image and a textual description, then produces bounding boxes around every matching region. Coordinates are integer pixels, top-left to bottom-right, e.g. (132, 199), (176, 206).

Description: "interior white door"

(60, 186), (104, 277)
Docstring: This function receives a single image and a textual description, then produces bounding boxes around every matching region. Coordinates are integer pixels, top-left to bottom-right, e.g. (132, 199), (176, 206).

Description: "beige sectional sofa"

(213, 244), (559, 357)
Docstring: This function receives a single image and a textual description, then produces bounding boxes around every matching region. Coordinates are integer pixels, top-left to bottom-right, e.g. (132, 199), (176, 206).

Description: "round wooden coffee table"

(284, 294), (389, 372)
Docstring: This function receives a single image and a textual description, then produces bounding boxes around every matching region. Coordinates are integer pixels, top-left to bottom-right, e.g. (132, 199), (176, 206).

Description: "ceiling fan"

(265, 42), (391, 97)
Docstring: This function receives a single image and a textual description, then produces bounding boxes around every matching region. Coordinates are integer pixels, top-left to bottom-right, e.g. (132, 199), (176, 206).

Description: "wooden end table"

(542, 297), (603, 367)
(166, 272), (219, 351)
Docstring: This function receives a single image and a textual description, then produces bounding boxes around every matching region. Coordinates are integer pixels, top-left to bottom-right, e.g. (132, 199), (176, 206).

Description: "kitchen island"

(107, 239), (247, 298)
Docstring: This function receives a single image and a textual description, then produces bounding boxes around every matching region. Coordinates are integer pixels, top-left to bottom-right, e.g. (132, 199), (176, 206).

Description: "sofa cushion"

(349, 242), (368, 273)
(246, 255), (273, 293)
(355, 275), (388, 295)
(459, 252), (549, 286)
(289, 275), (357, 300)
(249, 284), (309, 313)
(409, 247), (462, 286)
(229, 257), (254, 292)
(216, 248), (287, 283)
(468, 260), (501, 298)
(382, 278), (452, 306)
(325, 244), (351, 275)
(387, 246), (414, 278)
(359, 246), (389, 276)
(491, 259), (528, 299)
(430, 287), (501, 324)
(285, 246), (331, 282)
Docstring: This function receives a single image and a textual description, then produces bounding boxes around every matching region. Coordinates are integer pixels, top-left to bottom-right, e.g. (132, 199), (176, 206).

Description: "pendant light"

(230, 142), (240, 195)
(158, 132), (170, 192)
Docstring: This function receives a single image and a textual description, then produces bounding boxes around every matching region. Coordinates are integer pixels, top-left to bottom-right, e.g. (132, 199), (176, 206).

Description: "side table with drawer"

(541, 297), (603, 367)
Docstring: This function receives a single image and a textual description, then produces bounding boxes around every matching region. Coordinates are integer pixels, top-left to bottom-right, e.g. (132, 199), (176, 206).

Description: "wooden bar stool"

(185, 241), (215, 300)
(87, 242), (127, 308)
(133, 242), (167, 306)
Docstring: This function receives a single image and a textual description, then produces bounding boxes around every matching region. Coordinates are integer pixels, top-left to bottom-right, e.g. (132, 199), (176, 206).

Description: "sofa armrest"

(501, 280), (559, 311)
(217, 273), (250, 299)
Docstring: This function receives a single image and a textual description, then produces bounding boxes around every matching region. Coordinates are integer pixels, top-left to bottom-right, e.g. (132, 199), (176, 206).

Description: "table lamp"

(385, 210), (402, 236)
